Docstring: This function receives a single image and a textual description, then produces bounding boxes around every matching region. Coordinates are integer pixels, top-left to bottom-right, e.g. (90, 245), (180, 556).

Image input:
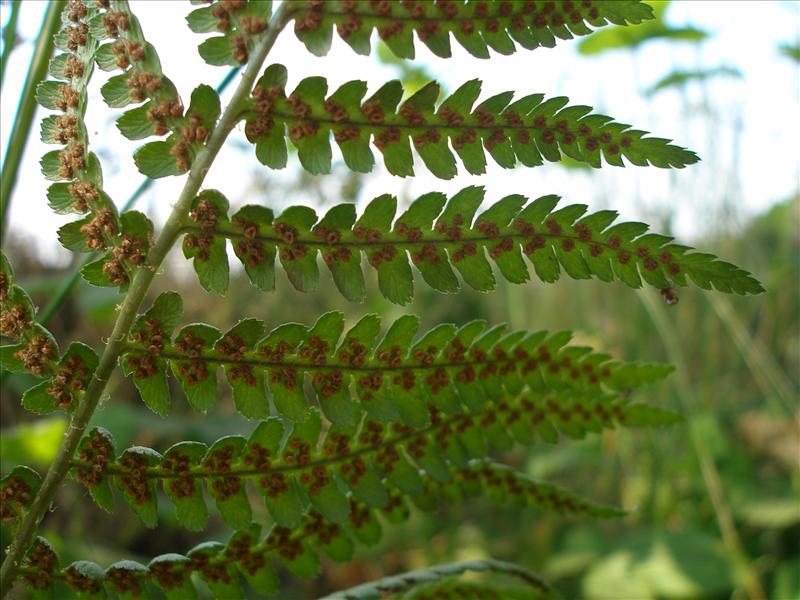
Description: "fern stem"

(179, 222), (612, 248)
(320, 559), (550, 600)
(0, 6), (293, 595)
(0, 0), (21, 90)
(0, 0), (63, 240)
(637, 288), (766, 600)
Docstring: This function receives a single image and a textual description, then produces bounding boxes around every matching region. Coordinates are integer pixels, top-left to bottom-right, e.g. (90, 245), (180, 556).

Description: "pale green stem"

(0, 0), (63, 239)
(0, 0), (21, 90)
(0, 5), (293, 595)
(320, 559), (550, 600)
(638, 288), (766, 600)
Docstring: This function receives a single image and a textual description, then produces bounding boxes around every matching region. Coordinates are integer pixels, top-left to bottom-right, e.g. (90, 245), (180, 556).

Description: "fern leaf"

(0, 253), (100, 413)
(121, 291), (183, 416)
(289, 0), (655, 60)
(91, 0), (223, 179)
(18, 533), (549, 599)
(242, 66), (699, 178)
(180, 188), (763, 303)
(20, 342), (98, 414)
(0, 466), (42, 525)
(76, 209), (155, 290)
(76, 466), (616, 584)
(187, 1), (272, 67)
(577, 2), (708, 56)
(70, 393), (655, 529)
(37, 0), (103, 199)
(19, 461), (601, 597)
(73, 426), (116, 513)
(131, 83), (222, 178)
(62, 560), (106, 598)
(34, 2), (154, 290)
(17, 537), (60, 594)
(106, 560), (149, 599)
(35, 3), (162, 289)
(116, 446), (162, 529)
(119, 293), (674, 422)
(321, 558), (551, 600)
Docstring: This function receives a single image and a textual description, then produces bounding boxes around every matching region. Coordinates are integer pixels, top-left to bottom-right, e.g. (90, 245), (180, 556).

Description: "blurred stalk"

(638, 288), (766, 600)
(0, 0), (63, 239)
(707, 294), (797, 420)
(36, 66), (241, 326)
(0, 0), (21, 90)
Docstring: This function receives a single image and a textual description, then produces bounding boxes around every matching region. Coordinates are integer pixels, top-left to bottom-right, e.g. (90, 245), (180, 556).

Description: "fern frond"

(290, 0), (655, 60)
(38, 0), (102, 193)
(38, 1), (120, 276)
(187, 0), (273, 67)
(69, 394), (640, 528)
(131, 84), (221, 179)
(89, 0), (223, 179)
(92, 1), (184, 112)
(0, 253), (99, 414)
(242, 65), (699, 178)
(35, 1), (157, 290)
(0, 0), (744, 596)
(118, 292), (674, 422)
(20, 464), (588, 596)
(321, 558), (550, 600)
(180, 188), (763, 303)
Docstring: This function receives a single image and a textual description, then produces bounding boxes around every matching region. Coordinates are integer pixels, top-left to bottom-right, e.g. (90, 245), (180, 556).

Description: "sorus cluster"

(21, 539), (58, 591)
(75, 429), (114, 488)
(0, 475), (33, 522)
(203, 445), (242, 502)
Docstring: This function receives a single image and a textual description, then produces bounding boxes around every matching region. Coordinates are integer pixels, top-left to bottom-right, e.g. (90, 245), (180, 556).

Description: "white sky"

(1, 0), (798, 266)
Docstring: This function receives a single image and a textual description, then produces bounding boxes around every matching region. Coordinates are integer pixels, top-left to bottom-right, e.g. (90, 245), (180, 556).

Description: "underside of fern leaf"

(16, 512), (553, 598)
(0, 254), (99, 414)
(70, 412), (631, 529)
(288, 0), (656, 61)
(118, 292), (676, 424)
(240, 65), (698, 180)
(179, 187), (763, 303)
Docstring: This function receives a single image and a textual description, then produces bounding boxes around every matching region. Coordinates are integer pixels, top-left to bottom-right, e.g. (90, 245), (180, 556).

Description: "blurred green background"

(1, 1), (798, 598)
